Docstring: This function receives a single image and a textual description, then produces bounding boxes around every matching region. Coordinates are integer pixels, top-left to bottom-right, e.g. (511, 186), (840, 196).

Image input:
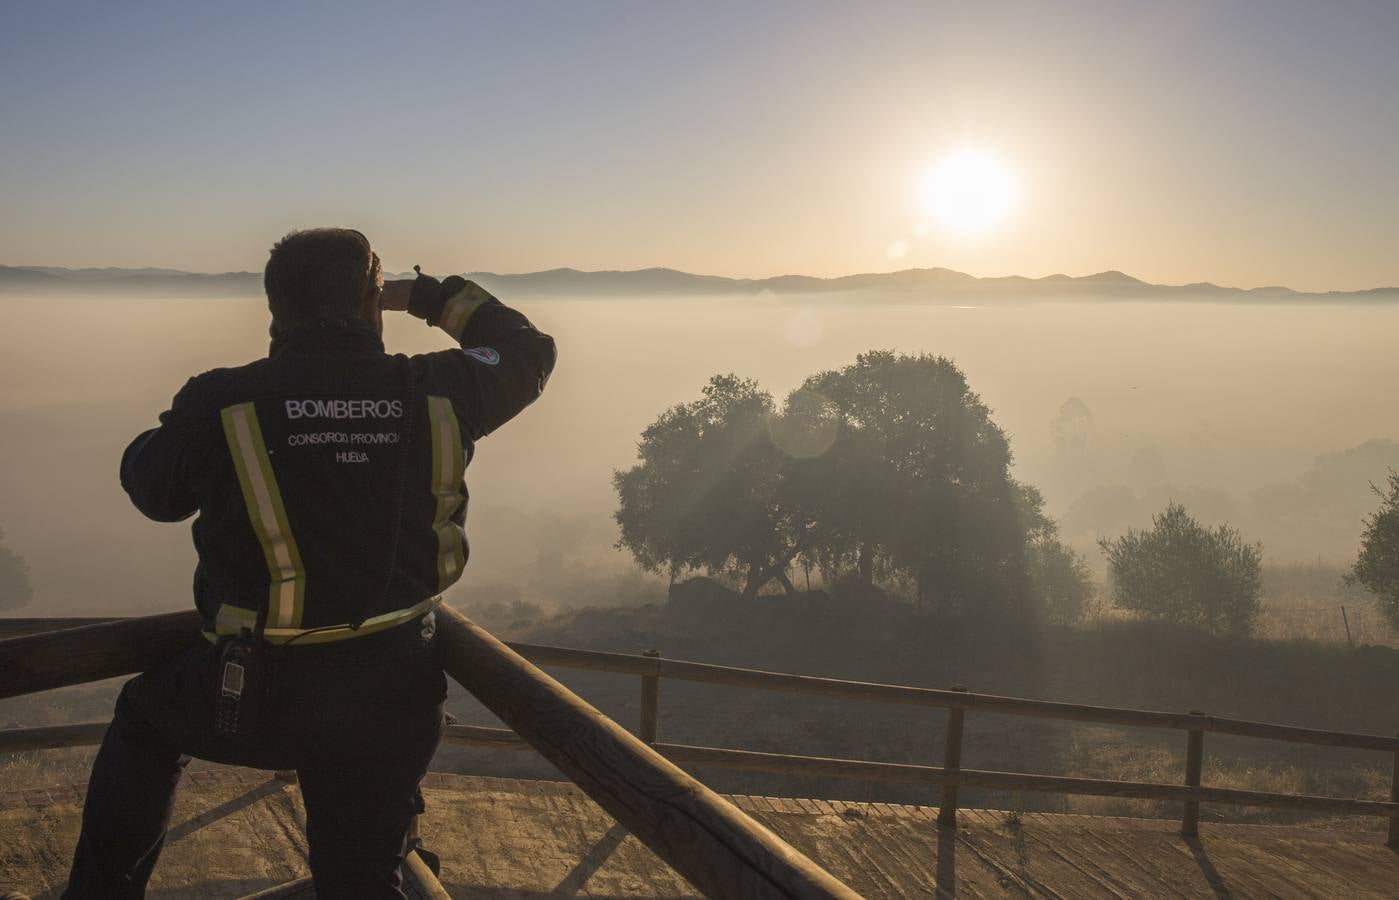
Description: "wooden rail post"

(403, 848), (452, 900)
(1389, 731), (1399, 850)
(0, 610), (203, 699)
(938, 685), (968, 827)
(1182, 710), (1206, 837)
(435, 605), (859, 899)
(640, 649), (661, 745)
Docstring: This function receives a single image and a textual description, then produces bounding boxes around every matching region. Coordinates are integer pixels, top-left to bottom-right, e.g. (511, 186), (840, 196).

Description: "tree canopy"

(1099, 502), (1261, 636)
(795, 351), (1031, 612)
(613, 375), (807, 600)
(1016, 482), (1095, 624)
(1347, 470), (1399, 628)
(614, 352), (1043, 613)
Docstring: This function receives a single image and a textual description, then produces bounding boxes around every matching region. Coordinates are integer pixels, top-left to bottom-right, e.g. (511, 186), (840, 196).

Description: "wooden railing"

(0, 611), (860, 900)
(3, 612), (1398, 853)
(512, 642), (1399, 844)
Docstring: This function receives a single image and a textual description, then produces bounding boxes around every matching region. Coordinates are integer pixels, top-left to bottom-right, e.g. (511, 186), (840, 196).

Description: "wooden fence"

(2, 612), (1397, 853)
(0, 611), (859, 900)
(444, 641), (1399, 844)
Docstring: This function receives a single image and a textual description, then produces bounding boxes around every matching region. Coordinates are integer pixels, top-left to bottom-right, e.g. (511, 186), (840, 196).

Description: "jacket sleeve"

(408, 273), (557, 440)
(120, 377), (209, 522)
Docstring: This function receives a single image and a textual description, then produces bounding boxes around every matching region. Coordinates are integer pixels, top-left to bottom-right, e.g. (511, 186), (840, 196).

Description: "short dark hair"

(264, 228), (383, 325)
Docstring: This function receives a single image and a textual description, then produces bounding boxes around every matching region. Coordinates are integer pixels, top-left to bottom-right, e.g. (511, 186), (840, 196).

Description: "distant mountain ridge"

(1, 264), (1394, 301)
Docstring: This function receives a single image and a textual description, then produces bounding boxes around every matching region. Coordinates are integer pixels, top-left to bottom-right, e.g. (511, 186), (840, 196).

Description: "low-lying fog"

(2, 291), (1396, 617)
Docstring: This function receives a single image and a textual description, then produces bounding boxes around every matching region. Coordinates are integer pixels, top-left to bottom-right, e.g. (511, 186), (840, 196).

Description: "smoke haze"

(1, 289), (1395, 618)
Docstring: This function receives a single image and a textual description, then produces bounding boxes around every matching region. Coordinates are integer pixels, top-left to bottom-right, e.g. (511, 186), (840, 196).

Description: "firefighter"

(63, 228), (556, 898)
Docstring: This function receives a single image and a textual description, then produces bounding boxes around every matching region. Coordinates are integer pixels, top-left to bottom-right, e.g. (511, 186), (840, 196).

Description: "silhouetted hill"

(2, 263), (1395, 301)
(0, 266), (68, 288)
(19, 266), (195, 280)
(472, 266), (742, 296)
(0, 265), (260, 297)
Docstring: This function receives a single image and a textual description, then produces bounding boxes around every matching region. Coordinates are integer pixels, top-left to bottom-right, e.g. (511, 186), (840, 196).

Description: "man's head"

(264, 228), (383, 330)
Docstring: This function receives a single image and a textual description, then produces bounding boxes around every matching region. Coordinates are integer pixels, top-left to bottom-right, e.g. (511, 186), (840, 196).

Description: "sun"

(921, 150), (1017, 236)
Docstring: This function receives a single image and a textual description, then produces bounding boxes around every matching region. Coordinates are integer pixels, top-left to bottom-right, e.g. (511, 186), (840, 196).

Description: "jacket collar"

(268, 318), (384, 358)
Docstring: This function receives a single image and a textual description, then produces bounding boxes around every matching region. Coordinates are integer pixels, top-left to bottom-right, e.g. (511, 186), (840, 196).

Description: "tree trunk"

(742, 536), (811, 601)
(740, 563), (763, 602)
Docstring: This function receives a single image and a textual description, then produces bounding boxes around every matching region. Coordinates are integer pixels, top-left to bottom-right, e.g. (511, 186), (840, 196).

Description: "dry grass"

(1082, 560), (1399, 648)
(0, 746), (97, 794)
(1059, 730), (1389, 831)
(1254, 598), (1399, 648)
(0, 680), (119, 793)
(1085, 594), (1399, 649)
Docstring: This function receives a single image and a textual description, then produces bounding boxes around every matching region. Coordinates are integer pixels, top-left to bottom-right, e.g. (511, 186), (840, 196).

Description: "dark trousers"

(63, 615), (446, 900)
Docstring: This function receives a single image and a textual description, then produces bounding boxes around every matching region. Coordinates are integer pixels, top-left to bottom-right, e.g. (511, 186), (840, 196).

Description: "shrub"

(1099, 502), (1261, 636)
(1028, 537), (1096, 625)
(1348, 470), (1399, 628)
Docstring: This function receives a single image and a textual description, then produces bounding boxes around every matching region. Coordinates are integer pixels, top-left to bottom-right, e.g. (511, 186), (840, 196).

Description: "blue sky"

(2, 1), (1396, 290)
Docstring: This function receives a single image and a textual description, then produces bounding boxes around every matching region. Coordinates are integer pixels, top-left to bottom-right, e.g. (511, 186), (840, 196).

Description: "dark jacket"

(120, 274), (556, 643)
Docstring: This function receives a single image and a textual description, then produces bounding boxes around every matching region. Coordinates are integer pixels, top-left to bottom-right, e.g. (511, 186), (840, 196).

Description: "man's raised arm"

(387, 272), (556, 440)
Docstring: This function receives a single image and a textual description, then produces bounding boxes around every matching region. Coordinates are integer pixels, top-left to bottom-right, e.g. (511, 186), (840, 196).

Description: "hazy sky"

(2, 1), (1396, 291)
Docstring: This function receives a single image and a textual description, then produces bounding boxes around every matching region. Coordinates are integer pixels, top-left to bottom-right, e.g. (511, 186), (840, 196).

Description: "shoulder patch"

(461, 347), (501, 365)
